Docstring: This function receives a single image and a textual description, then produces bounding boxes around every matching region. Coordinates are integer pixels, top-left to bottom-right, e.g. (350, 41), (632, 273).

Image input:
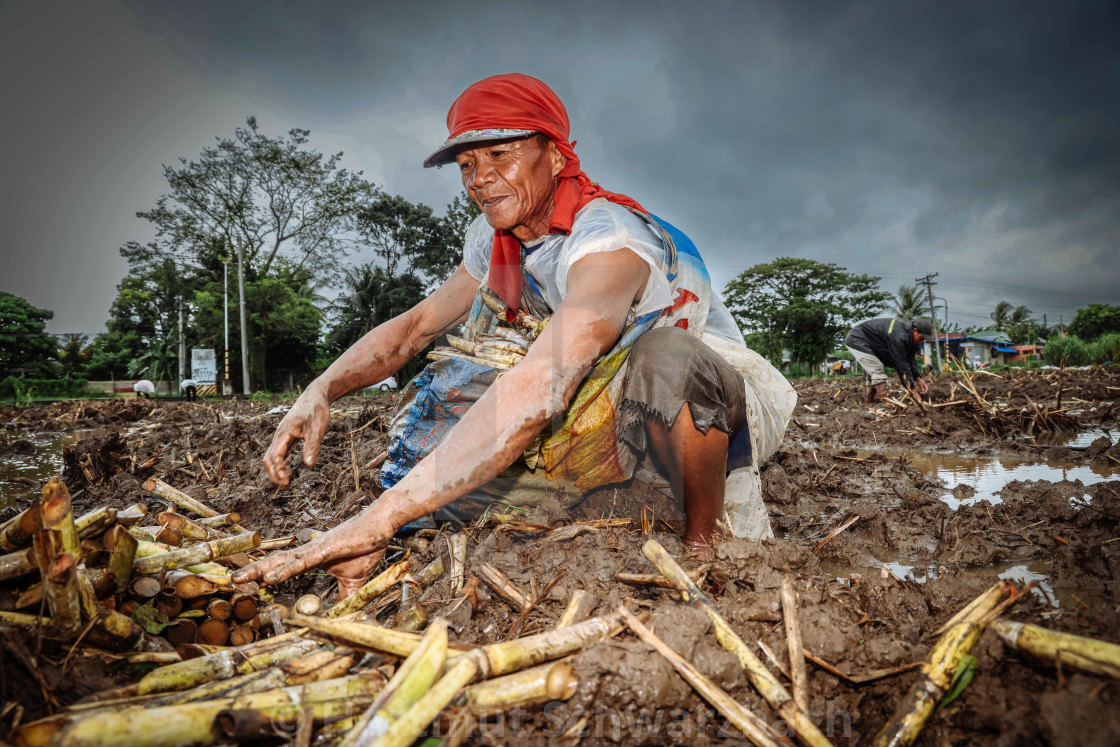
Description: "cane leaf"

(132, 600), (169, 634)
(938, 653), (977, 709)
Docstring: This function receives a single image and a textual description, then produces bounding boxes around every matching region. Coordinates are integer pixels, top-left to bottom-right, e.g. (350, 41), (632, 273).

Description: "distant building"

(934, 330), (1039, 367)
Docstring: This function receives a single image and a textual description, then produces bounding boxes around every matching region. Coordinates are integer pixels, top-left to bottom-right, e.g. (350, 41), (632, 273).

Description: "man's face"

(455, 136), (565, 239)
(912, 328), (925, 345)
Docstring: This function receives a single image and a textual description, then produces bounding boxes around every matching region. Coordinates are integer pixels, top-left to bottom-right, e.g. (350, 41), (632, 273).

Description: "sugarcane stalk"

(473, 611), (624, 677)
(0, 610), (51, 628)
(145, 649), (354, 707)
(31, 527), (82, 637)
(40, 477), (80, 562)
(165, 619), (200, 646)
(871, 622), (984, 747)
(0, 504), (42, 551)
(465, 661), (577, 715)
(115, 503), (148, 527)
(216, 697), (367, 741)
(620, 607), (792, 747)
(340, 620), (448, 746)
(0, 547), (36, 583)
(36, 673), (384, 747)
(132, 531), (261, 575)
(393, 578), (428, 632)
(370, 657), (478, 747)
(990, 618), (1120, 680)
(230, 591), (259, 620)
(295, 594), (322, 616)
(293, 609), (622, 678)
(134, 538), (231, 576)
(643, 539), (831, 747)
(556, 590), (599, 629)
(142, 478), (250, 533)
(75, 506), (118, 539)
(156, 511), (214, 540)
(135, 633), (319, 694)
(932, 580), (1009, 636)
(103, 525), (138, 593)
(476, 561), (531, 612)
(197, 512), (240, 529)
(85, 607), (143, 653)
(156, 526), (183, 547)
(229, 626), (258, 646)
(196, 617), (230, 645)
(258, 535), (296, 551)
(780, 577), (809, 713)
(326, 559), (410, 617)
(163, 570), (222, 599)
(448, 532), (466, 595)
(414, 554), (445, 588)
(289, 613), (429, 657)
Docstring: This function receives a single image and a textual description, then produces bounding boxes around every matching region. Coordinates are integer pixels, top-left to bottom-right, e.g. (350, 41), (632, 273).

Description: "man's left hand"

(916, 378), (929, 395)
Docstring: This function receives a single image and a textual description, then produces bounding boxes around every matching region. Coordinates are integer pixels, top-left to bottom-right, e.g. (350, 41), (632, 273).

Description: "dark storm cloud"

(1, 0), (1116, 335)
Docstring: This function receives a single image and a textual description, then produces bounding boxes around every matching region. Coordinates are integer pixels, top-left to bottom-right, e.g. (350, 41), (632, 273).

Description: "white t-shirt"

(461, 198), (744, 344)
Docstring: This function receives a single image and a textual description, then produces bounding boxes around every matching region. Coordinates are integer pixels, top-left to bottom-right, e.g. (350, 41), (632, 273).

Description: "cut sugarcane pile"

(426, 288), (547, 371)
(0, 476), (293, 656)
(7, 487), (1120, 745)
(873, 362), (1085, 437)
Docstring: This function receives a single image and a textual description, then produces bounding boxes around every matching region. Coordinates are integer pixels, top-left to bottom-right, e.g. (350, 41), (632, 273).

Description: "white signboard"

(191, 349), (218, 385)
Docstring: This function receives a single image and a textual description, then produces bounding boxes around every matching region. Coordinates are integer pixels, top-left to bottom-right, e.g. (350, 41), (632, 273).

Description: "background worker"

(132, 379), (155, 399)
(844, 317), (934, 403)
(181, 378), (198, 401)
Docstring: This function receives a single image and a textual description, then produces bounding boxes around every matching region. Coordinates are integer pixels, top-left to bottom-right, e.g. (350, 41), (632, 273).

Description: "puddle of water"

(822, 556), (1082, 613)
(0, 430), (109, 509)
(909, 452), (1120, 509)
(853, 447), (1120, 510)
(1031, 427), (1116, 449)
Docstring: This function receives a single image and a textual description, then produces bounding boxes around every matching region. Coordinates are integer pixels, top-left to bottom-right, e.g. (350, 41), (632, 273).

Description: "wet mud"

(2, 367), (1119, 744)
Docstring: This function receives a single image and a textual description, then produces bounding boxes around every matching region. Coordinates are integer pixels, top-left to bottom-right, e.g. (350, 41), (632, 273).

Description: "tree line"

(3, 118), (1118, 391)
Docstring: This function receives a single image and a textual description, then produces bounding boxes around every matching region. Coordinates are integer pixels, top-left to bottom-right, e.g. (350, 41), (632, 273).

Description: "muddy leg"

(645, 403), (729, 554)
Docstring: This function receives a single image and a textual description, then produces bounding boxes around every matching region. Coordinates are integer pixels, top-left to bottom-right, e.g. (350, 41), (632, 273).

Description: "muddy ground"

(2, 366), (1119, 745)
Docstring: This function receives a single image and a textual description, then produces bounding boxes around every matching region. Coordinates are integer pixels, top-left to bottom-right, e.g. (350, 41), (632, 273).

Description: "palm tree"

(990, 301), (1014, 331)
(892, 285), (926, 318)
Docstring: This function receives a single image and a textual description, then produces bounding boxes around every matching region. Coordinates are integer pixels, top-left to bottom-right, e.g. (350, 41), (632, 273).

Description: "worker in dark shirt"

(844, 318), (934, 403)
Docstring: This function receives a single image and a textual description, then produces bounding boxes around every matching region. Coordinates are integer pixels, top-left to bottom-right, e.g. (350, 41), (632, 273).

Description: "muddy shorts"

(384, 327), (750, 525)
(846, 345), (888, 386)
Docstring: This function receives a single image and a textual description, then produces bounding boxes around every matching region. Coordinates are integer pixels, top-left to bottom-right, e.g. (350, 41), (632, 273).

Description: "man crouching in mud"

(235, 74), (796, 597)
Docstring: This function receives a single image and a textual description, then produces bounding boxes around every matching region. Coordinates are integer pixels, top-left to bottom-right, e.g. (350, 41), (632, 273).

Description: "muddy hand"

(263, 388), (331, 488)
(324, 551), (388, 600)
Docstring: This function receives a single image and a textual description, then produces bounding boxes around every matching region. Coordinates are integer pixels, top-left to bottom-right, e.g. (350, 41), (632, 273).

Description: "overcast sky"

(1, 0), (1117, 337)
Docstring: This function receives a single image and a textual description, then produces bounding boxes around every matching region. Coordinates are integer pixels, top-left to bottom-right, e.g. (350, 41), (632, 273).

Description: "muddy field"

(2, 366), (1119, 745)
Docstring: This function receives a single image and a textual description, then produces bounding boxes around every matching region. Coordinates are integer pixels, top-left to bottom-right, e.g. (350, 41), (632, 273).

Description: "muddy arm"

(262, 265), (479, 487)
(239, 250), (650, 585)
(314, 263), (480, 401)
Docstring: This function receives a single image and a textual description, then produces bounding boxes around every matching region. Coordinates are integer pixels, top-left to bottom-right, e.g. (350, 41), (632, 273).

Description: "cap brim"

(423, 128), (537, 168)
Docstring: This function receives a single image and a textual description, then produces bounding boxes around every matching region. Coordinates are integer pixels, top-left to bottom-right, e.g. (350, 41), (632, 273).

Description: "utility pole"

(177, 297), (186, 395)
(223, 260), (231, 396)
(236, 241), (250, 395)
(915, 272), (942, 374)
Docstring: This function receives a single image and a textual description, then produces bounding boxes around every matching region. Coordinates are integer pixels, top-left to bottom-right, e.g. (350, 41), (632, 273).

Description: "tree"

(1068, 304), (1120, 340)
(58, 334), (92, 378)
(892, 285), (926, 318)
(140, 117), (371, 284)
(356, 192), (477, 288)
(723, 258), (891, 372)
(0, 292), (57, 377)
(990, 301), (1014, 331)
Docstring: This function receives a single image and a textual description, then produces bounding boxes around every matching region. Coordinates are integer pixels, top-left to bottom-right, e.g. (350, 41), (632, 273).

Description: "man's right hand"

(263, 386), (331, 488)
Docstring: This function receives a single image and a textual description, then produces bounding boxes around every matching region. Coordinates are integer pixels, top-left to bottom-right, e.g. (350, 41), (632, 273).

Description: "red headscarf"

(444, 73), (645, 312)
